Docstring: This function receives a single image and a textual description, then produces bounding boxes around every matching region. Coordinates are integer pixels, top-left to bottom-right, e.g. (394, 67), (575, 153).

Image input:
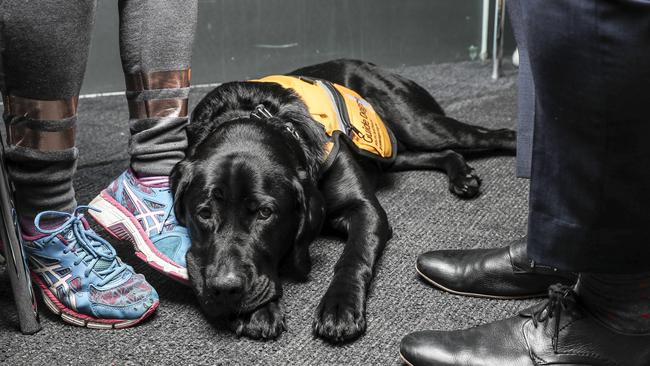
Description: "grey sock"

(128, 113), (188, 176)
(5, 144), (78, 219)
(124, 79), (190, 176)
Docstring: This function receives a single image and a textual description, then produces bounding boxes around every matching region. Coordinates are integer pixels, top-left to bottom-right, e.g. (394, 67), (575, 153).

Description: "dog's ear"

(280, 173), (324, 281)
(185, 87), (225, 156)
(170, 159), (195, 226)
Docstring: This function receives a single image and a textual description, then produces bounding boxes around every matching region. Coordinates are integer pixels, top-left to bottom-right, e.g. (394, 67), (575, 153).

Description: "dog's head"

(171, 84), (326, 317)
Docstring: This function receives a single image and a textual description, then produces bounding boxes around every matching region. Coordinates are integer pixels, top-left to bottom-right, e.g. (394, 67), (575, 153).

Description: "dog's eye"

(257, 207), (273, 220)
(198, 208), (211, 219)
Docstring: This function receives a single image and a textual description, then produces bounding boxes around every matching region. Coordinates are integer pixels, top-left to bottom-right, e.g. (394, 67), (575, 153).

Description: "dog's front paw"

(449, 171), (482, 199)
(312, 290), (366, 343)
(230, 301), (286, 340)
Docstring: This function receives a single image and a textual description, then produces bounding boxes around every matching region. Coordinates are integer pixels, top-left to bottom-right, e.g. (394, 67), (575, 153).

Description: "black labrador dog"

(171, 59), (515, 342)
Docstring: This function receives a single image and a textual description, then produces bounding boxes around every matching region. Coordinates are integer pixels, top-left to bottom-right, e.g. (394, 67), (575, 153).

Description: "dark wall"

(83, 0), (510, 94)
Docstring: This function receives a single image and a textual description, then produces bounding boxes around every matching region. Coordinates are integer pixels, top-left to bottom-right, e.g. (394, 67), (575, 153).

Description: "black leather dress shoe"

(400, 284), (650, 366)
(416, 237), (577, 299)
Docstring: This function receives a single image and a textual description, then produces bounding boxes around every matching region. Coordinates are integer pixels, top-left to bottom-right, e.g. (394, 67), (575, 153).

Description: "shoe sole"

(415, 263), (546, 300)
(32, 273), (159, 329)
(89, 191), (190, 285)
(399, 352), (414, 366)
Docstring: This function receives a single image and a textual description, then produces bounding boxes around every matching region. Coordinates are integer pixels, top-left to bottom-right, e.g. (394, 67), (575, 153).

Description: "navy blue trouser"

(510, 0), (650, 273)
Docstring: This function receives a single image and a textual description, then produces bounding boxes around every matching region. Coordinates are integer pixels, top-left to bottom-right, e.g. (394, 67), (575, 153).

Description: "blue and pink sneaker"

(88, 170), (190, 284)
(23, 207), (159, 328)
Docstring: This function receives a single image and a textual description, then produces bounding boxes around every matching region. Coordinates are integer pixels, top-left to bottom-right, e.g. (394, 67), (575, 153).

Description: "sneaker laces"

(526, 283), (578, 352)
(33, 205), (128, 287)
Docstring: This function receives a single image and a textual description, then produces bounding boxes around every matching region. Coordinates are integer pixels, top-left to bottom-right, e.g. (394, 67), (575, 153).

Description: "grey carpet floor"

(0, 61), (534, 365)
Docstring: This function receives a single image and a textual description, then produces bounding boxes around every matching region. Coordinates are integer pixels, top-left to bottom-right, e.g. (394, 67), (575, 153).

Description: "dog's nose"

(209, 272), (245, 298)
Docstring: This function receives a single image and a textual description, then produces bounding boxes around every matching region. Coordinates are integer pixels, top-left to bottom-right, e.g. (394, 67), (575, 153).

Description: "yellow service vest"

(252, 75), (396, 168)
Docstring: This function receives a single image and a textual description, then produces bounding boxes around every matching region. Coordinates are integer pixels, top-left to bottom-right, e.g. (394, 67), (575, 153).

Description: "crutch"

(492, 0), (507, 79)
(0, 134), (41, 334)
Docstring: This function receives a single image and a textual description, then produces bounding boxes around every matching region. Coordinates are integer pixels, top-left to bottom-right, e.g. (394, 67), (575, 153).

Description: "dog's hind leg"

(389, 150), (481, 198)
(390, 113), (517, 155)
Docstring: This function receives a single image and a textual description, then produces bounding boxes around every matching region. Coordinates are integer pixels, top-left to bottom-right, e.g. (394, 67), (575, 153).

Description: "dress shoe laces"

(526, 284), (577, 352)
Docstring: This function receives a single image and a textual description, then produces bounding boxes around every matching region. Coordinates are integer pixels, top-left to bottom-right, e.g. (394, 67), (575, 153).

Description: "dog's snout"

(209, 272), (245, 298)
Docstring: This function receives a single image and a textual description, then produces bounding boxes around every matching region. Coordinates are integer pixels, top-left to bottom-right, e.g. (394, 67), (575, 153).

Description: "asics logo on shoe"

(29, 255), (78, 310)
(122, 183), (168, 236)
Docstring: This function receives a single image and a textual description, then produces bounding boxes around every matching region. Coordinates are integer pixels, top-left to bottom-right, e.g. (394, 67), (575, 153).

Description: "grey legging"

(0, 0), (198, 219)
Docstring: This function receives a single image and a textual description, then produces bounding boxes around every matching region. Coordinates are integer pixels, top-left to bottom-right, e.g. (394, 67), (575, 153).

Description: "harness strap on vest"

(250, 75), (397, 170)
